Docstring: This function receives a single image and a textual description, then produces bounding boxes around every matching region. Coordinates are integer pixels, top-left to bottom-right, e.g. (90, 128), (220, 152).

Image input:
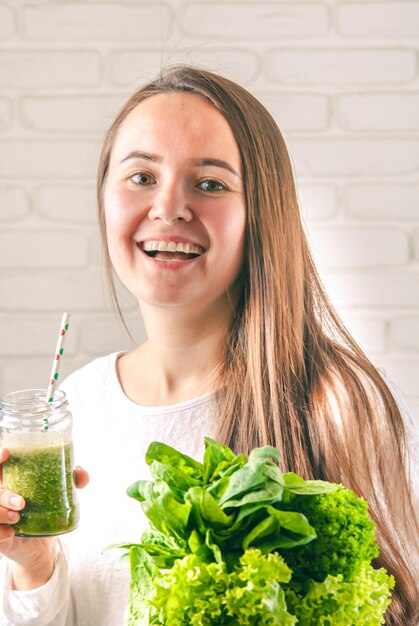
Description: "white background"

(0, 0), (418, 427)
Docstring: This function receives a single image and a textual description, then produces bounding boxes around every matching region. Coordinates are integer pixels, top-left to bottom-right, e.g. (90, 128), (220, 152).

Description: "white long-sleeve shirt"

(0, 352), (217, 625)
(0, 353), (416, 625)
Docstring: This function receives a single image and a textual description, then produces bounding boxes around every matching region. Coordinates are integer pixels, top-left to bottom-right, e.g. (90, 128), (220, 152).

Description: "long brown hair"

(97, 65), (418, 625)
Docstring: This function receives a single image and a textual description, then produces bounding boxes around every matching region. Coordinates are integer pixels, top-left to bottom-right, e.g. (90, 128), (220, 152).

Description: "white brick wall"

(1, 0), (418, 429)
(0, 51), (102, 89)
(20, 5), (173, 40)
(264, 49), (416, 86)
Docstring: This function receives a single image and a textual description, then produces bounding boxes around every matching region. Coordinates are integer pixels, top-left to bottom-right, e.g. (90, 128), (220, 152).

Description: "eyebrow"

(120, 151), (241, 179)
(192, 158), (241, 179)
(120, 151), (162, 164)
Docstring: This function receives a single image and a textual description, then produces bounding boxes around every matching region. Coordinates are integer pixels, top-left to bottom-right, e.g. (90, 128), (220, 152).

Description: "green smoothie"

(3, 442), (79, 536)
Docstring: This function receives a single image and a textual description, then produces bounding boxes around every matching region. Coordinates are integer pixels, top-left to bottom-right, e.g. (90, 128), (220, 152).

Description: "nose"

(147, 182), (193, 224)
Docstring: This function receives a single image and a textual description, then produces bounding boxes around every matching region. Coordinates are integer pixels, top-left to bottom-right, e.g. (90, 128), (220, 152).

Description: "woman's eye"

(197, 179), (226, 193)
(130, 172), (156, 185)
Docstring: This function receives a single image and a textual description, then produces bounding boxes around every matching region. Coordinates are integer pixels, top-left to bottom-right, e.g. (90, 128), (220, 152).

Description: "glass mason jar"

(0, 389), (79, 537)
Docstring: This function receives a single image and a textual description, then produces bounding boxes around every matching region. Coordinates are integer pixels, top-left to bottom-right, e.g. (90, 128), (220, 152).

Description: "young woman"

(0, 65), (417, 626)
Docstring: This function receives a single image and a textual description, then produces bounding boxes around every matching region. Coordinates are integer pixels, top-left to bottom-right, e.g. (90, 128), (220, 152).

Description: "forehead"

(110, 91), (241, 163)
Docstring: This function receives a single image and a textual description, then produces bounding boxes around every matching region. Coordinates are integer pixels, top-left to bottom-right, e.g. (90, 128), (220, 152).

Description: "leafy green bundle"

(113, 438), (394, 625)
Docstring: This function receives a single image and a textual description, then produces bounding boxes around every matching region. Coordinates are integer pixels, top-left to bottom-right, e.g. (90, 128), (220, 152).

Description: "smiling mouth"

(140, 240), (205, 261)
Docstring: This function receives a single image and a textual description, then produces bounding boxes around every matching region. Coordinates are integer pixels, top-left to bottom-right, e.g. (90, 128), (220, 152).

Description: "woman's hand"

(0, 447), (89, 590)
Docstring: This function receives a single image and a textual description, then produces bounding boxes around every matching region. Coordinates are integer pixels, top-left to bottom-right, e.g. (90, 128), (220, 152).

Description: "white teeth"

(142, 240), (204, 255)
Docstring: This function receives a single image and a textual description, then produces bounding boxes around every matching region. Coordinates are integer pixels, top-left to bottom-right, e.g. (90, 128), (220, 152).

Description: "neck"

(118, 299), (234, 406)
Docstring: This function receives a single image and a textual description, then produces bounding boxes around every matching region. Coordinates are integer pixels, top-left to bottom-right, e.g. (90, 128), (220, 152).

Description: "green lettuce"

(278, 485), (378, 583)
(286, 564), (394, 625)
(143, 548), (296, 625)
(113, 438), (394, 625)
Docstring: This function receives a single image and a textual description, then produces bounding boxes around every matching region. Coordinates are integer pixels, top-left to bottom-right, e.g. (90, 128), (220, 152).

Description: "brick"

(180, 2), (329, 39)
(0, 314), (77, 357)
(321, 272), (419, 309)
(377, 359), (419, 397)
(290, 138), (419, 176)
(338, 2), (419, 38)
(391, 318), (419, 353)
(264, 49), (416, 86)
(0, 356), (89, 397)
(19, 95), (124, 134)
(0, 139), (99, 179)
(339, 314), (387, 354)
(0, 273), (113, 312)
(80, 313), (145, 355)
(110, 49), (259, 88)
(0, 230), (89, 269)
(345, 184), (419, 221)
(337, 93), (419, 132)
(257, 93), (329, 131)
(0, 51), (101, 89)
(308, 227), (409, 269)
(22, 4), (172, 40)
(0, 97), (12, 130)
(298, 185), (338, 221)
(34, 185), (97, 223)
(0, 187), (30, 221)
(0, 6), (14, 39)
(0, 358), (56, 396)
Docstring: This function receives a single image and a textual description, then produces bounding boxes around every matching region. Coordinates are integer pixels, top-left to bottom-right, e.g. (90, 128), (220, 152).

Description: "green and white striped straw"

(46, 312), (71, 404)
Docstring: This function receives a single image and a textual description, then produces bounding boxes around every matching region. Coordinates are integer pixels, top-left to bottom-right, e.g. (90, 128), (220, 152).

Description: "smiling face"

(103, 92), (246, 314)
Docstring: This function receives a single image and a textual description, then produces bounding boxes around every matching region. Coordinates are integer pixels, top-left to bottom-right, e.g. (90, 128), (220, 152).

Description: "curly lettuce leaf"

(148, 548), (296, 625)
(224, 548), (295, 625)
(286, 564), (394, 625)
(278, 485), (378, 583)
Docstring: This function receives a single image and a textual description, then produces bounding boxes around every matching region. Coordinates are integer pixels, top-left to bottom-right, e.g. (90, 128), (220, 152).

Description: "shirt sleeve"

(0, 543), (72, 626)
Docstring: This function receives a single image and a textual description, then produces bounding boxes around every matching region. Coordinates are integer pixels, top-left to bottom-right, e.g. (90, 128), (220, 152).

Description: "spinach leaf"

(140, 484), (191, 545)
(203, 437), (247, 482)
(124, 546), (158, 626)
(283, 472), (338, 495)
(219, 446), (284, 509)
(148, 460), (201, 493)
(242, 507), (316, 551)
(137, 529), (185, 568)
(185, 486), (234, 533)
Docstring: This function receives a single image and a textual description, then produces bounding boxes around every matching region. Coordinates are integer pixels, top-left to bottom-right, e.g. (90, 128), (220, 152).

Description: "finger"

(0, 448), (10, 486)
(0, 525), (14, 544)
(0, 490), (25, 511)
(73, 467), (89, 489)
(0, 448), (9, 464)
(0, 505), (20, 525)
